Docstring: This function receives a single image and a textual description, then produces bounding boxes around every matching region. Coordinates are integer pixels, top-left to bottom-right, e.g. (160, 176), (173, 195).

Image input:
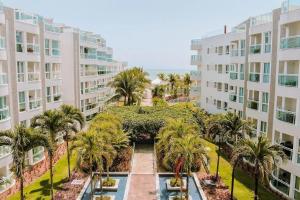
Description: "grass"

(201, 139), (280, 200)
(8, 152), (77, 200)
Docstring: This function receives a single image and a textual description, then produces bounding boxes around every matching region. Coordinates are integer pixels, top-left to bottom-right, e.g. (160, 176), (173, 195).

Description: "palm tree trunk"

(186, 174), (189, 199)
(66, 138), (71, 180)
(20, 159), (24, 200)
(254, 164), (259, 200)
(49, 154), (54, 200)
(216, 141), (221, 180)
(123, 95), (127, 106)
(89, 166), (93, 200)
(231, 160), (238, 200)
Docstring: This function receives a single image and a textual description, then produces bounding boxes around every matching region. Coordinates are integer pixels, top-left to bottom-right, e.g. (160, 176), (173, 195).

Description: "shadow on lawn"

(216, 146), (280, 200)
(28, 177), (68, 198)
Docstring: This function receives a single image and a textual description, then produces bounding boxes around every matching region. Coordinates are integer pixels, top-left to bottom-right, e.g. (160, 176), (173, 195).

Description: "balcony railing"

(278, 74), (298, 87)
(231, 49), (239, 57)
(28, 72), (40, 82)
(85, 103), (97, 111)
(0, 173), (15, 193)
(53, 94), (62, 102)
(280, 36), (300, 49)
(250, 44), (261, 54)
(0, 106), (9, 121)
(191, 39), (201, 50)
(270, 174), (290, 196)
(276, 109), (296, 124)
(0, 73), (8, 85)
(264, 44), (271, 53)
(29, 99), (41, 110)
(229, 72), (238, 80)
(0, 37), (5, 49)
(282, 0), (300, 13)
(81, 53), (97, 60)
(247, 100), (259, 110)
(27, 43), (40, 54)
(191, 55), (201, 65)
(249, 73), (260, 82)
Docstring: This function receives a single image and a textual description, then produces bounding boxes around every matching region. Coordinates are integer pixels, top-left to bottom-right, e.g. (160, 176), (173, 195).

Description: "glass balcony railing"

(231, 49), (239, 57)
(0, 106), (9, 121)
(0, 73), (8, 85)
(276, 109), (296, 124)
(278, 74), (298, 87)
(249, 73), (260, 82)
(45, 24), (62, 33)
(19, 102), (26, 112)
(264, 44), (271, 53)
(81, 53), (97, 60)
(28, 72), (40, 82)
(229, 93), (237, 102)
(280, 36), (300, 49)
(247, 100), (259, 110)
(53, 94), (62, 102)
(250, 44), (261, 54)
(27, 43), (39, 54)
(230, 72), (238, 80)
(0, 173), (14, 193)
(52, 48), (60, 56)
(29, 99), (41, 110)
(270, 174), (290, 196)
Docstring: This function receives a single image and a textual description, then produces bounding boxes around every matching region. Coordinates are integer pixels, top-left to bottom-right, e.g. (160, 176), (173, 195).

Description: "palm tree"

(152, 85), (165, 98)
(109, 67), (150, 106)
(231, 135), (287, 200)
(183, 73), (192, 97)
(31, 110), (69, 200)
(168, 134), (208, 198)
(219, 112), (250, 145)
(168, 73), (177, 93)
(71, 129), (117, 199)
(60, 104), (85, 180)
(0, 126), (52, 200)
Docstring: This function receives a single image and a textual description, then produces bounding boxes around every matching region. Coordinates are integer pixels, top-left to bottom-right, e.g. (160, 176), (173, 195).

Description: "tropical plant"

(167, 134), (208, 198)
(109, 67), (150, 106)
(60, 104), (85, 180)
(157, 73), (167, 81)
(31, 110), (69, 200)
(219, 112), (250, 144)
(0, 126), (52, 200)
(183, 73), (192, 97)
(152, 97), (168, 107)
(231, 135), (287, 200)
(168, 73), (177, 94)
(152, 85), (165, 98)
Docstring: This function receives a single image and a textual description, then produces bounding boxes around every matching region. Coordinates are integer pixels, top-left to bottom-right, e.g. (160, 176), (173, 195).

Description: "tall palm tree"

(109, 67), (150, 106)
(60, 104), (85, 180)
(168, 73), (177, 93)
(71, 129), (117, 199)
(31, 110), (69, 200)
(220, 112), (250, 144)
(152, 85), (165, 98)
(183, 73), (192, 97)
(231, 135), (287, 200)
(168, 134), (208, 198)
(157, 73), (166, 81)
(0, 126), (52, 200)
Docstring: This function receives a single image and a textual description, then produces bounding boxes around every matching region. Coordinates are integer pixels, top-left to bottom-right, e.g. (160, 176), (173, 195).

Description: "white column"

(289, 174), (295, 199)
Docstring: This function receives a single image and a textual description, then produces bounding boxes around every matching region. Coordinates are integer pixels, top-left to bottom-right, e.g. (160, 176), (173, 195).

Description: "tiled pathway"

(127, 144), (156, 200)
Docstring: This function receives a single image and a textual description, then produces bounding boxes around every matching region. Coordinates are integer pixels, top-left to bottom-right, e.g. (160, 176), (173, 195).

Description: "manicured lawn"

(201, 139), (280, 200)
(8, 153), (77, 200)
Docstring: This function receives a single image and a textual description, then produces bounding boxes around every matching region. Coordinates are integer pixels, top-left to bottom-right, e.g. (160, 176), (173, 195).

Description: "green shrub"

(102, 177), (116, 187)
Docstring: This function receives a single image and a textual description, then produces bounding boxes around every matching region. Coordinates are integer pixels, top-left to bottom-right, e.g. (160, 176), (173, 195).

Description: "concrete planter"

(166, 179), (187, 191)
(95, 178), (120, 191)
(93, 195), (115, 200)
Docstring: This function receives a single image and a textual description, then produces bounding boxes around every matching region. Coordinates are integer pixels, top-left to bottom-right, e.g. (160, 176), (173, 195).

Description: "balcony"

(280, 36), (300, 49)
(0, 73), (7, 85)
(26, 43), (39, 54)
(0, 106), (9, 121)
(191, 55), (201, 65)
(249, 73), (260, 82)
(0, 36), (5, 49)
(231, 49), (239, 57)
(250, 44), (261, 54)
(0, 173), (15, 193)
(229, 72), (238, 80)
(29, 99), (41, 110)
(247, 100), (259, 110)
(229, 93), (237, 102)
(190, 70), (201, 80)
(81, 53), (97, 60)
(53, 94), (62, 102)
(270, 174), (290, 196)
(276, 109), (296, 124)
(28, 72), (40, 82)
(15, 10), (38, 25)
(191, 39), (201, 50)
(278, 74), (298, 87)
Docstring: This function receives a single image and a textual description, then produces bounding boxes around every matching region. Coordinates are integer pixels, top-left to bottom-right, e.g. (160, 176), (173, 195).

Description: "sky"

(3, 0), (282, 70)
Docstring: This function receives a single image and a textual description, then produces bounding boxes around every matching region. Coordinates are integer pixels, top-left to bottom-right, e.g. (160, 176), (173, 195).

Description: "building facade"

(191, 1), (300, 199)
(0, 3), (125, 194)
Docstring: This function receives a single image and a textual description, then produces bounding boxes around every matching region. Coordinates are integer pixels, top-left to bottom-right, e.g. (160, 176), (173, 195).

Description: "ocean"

(145, 68), (193, 80)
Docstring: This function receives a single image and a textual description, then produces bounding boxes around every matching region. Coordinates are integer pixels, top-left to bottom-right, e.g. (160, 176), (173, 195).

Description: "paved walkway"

(127, 144), (156, 200)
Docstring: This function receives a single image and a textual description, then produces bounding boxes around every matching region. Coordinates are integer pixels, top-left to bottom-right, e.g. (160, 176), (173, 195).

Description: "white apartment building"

(191, 1), (300, 199)
(0, 3), (125, 194)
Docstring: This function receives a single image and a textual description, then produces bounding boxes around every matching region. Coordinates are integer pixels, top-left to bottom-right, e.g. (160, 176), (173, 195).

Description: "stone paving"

(127, 144), (157, 200)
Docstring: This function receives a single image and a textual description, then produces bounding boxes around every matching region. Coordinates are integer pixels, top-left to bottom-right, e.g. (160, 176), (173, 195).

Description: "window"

(0, 96), (9, 121)
(238, 111), (243, 118)
(16, 31), (23, 52)
(295, 176), (300, 199)
(17, 62), (25, 82)
(207, 48), (209, 54)
(225, 65), (229, 74)
(264, 32), (271, 53)
(240, 64), (244, 80)
(226, 45), (230, 54)
(52, 40), (60, 56)
(53, 86), (61, 101)
(45, 39), (50, 56)
(97, 66), (106, 75)
(20, 120), (27, 127)
(45, 63), (51, 79)
(260, 121), (267, 134)
(224, 84), (228, 92)
(240, 40), (246, 56)
(239, 87), (244, 103)
(262, 92), (269, 112)
(18, 91), (26, 112)
(46, 87), (51, 103)
(263, 63), (270, 83)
